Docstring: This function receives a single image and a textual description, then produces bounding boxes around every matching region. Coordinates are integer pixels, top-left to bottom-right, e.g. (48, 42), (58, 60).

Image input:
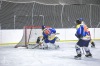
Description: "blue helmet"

(42, 25), (46, 30)
(79, 18), (83, 21)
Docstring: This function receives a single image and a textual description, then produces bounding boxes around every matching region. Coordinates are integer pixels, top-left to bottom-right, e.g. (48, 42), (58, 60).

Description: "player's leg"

(49, 43), (59, 49)
(42, 38), (49, 49)
(49, 37), (60, 49)
(74, 44), (82, 59)
(84, 47), (92, 57)
(83, 40), (92, 57)
(74, 39), (83, 59)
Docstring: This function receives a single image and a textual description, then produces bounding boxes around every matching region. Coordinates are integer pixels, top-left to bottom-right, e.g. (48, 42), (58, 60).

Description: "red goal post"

(15, 25), (51, 48)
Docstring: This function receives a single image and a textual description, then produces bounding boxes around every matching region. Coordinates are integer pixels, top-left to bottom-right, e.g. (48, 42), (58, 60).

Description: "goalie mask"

(44, 29), (51, 35)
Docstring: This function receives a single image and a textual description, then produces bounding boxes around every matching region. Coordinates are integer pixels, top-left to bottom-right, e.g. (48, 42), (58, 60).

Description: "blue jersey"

(49, 28), (56, 34)
(76, 24), (87, 38)
(42, 28), (56, 43)
(43, 28), (56, 38)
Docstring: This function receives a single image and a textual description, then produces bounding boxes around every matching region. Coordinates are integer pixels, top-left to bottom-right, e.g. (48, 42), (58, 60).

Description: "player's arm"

(75, 25), (84, 39)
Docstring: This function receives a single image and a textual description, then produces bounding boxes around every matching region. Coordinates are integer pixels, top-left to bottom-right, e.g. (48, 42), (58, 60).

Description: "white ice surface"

(0, 41), (100, 66)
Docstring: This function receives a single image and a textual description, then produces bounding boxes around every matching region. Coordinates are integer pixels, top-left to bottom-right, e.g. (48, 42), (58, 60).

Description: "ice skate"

(85, 53), (92, 57)
(74, 54), (81, 60)
(91, 45), (95, 48)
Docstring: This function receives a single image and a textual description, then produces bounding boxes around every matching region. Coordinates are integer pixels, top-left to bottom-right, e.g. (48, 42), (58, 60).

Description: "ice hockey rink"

(0, 41), (100, 66)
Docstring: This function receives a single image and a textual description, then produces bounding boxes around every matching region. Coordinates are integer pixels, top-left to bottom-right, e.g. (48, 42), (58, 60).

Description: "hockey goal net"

(15, 26), (50, 48)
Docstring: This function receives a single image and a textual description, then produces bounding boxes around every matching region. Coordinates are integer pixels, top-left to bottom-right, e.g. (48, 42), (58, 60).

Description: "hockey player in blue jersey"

(79, 18), (95, 48)
(74, 20), (92, 59)
(41, 25), (60, 49)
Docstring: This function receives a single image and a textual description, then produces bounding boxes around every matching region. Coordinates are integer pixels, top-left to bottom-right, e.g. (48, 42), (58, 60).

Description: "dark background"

(0, 0), (100, 29)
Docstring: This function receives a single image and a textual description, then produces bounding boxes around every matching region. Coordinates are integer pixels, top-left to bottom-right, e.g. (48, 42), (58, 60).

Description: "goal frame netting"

(15, 26), (50, 48)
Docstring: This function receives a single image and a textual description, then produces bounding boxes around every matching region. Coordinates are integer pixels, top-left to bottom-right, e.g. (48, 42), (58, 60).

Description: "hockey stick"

(32, 44), (39, 49)
(32, 42), (43, 49)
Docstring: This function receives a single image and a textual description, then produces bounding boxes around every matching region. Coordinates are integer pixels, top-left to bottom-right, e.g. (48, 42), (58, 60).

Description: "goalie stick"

(32, 42), (43, 49)
(32, 36), (43, 49)
(32, 44), (40, 49)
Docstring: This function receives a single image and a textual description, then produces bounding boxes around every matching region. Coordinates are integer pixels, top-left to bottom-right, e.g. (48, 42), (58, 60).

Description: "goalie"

(41, 25), (60, 49)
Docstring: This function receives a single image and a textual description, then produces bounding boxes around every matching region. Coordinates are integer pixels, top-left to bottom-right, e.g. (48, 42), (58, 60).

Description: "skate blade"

(74, 57), (81, 60)
(86, 56), (92, 58)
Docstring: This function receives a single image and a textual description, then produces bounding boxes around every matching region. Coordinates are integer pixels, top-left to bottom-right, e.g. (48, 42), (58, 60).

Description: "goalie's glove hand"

(42, 37), (45, 41)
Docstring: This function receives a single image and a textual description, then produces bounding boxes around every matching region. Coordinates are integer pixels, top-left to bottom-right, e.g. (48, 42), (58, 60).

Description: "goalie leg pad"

(42, 43), (49, 49)
(48, 43), (59, 49)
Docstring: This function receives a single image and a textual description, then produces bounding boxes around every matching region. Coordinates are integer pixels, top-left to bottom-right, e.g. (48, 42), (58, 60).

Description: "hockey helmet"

(76, 20), (82, 24)
(79, 18), (83, 21)
(42, 25), (46, 30)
